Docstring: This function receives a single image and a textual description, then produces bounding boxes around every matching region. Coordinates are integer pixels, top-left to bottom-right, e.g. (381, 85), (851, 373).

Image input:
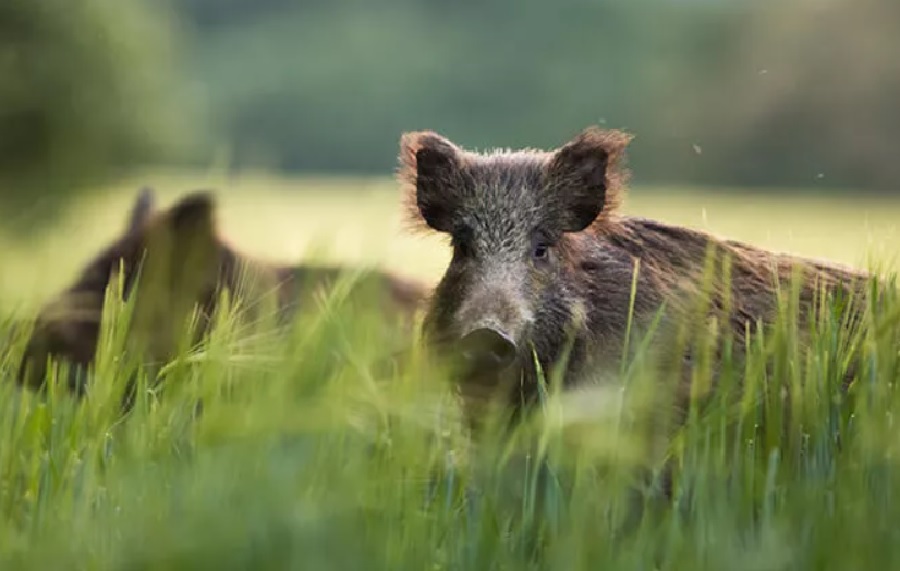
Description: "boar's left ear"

(398, 131), (465, 234)
(125, 186), (157, 234)
(546, 126), (633, 232)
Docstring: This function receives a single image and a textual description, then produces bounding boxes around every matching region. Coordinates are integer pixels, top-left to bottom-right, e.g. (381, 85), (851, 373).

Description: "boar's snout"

(457, 327), (517, 372)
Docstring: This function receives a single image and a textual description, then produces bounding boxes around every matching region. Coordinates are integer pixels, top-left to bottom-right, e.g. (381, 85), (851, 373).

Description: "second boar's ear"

(398, 131), (464, 233)
(129, 191), (221, 363)
(126, 186), (157, 234)
(139, 191), (219, 285)
(167, 191), (216, 236)
(546, 126), (633, 232)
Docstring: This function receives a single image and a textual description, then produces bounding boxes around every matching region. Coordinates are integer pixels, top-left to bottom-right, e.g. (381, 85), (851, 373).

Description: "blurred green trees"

(663, 0), (900, 190)
(0, 0), (195, 227)
(179, 0), (900, 191)
(2, 0), (896, 212)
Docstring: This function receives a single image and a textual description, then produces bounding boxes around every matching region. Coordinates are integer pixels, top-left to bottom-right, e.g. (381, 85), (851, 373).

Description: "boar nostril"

(458, 327), (517, 370)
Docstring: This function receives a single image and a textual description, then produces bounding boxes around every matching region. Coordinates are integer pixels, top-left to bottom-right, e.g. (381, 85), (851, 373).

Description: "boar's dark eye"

(531, 231), (554, 263)
(532, 241), (550, 262)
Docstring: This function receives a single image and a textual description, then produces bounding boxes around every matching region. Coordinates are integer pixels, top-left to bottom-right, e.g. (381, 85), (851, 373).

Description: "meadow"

(3, 172), (899, 309)
(1, 174), (899, 569)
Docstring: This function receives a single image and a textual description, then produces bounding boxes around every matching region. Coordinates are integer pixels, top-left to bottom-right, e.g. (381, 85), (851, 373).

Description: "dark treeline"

(176, 0), (900, 192)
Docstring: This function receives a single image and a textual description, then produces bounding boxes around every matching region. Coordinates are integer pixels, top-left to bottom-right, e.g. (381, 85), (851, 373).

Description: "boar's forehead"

(456, 153), (550, 249)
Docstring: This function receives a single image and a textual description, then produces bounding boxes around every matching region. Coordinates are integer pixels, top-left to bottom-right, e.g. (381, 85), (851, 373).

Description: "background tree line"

(176, 0), (900, 191)
(2, 0), (898, 223)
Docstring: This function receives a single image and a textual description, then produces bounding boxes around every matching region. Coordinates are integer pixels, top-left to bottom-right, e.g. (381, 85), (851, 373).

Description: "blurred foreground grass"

(0, 174), (899, 569)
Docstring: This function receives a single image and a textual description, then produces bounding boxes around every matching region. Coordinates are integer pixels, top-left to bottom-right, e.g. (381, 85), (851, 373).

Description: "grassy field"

(2, 172), (899, 309)
(1, 174), (900, 569)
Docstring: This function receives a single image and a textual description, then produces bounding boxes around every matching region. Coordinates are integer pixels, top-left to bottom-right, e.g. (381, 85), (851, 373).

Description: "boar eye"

(531, 241), (550, 261)
(530, 231), (554, 263)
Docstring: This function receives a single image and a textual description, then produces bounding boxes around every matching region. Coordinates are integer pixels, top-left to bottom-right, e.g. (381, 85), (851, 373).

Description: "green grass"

(1, 175), (900, 569)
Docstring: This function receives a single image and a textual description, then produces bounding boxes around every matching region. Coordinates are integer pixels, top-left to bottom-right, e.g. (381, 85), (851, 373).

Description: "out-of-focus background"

(2, 0), (899, 309)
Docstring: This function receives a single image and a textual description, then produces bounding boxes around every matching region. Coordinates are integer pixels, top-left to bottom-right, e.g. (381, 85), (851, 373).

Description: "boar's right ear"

(139, 190), (219, 282)
(398, 131), (464, 233)
(546, 126), (633, 232)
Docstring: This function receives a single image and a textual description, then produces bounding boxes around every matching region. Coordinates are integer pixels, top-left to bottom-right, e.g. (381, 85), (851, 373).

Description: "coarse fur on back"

(397, 125), (874, 425)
